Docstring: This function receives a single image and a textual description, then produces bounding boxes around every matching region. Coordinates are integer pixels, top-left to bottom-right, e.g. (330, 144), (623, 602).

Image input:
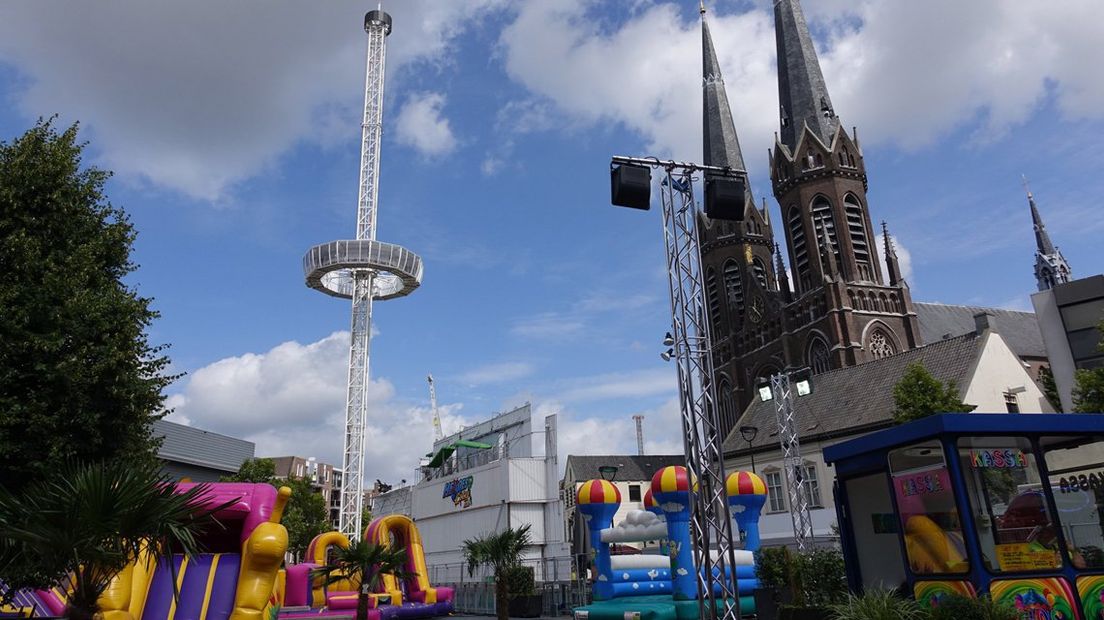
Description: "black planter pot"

(753, 587), (780, 620)
(507, 594), (543, 618)
(778, 606), (832, 620)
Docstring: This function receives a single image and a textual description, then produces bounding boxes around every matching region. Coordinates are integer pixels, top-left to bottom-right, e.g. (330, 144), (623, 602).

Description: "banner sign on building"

(443, 476), (474, 509)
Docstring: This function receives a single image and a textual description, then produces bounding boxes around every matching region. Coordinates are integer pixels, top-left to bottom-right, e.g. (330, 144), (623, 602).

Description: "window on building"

(706, 267), (721, 327)
(629, 484), (641, 503)
(723, 259), (743, 316)
(752, 257), (768, 289)
(766, 470), (786, 512)
(803, 464), (823, 508)
(788, 207), (808, 291)
(1004, 391), (1020, 413)
(844, 194), (872, 280)
(811, 197), (839, 261)
(808, 336), (831, 375)
(868, 329), (897, 359)
(1043, 435), (1104, 569)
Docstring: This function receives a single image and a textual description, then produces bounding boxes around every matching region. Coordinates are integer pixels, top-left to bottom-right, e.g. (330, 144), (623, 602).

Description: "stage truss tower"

(611, 156), (744, 620)
(303, 10), (423, 538)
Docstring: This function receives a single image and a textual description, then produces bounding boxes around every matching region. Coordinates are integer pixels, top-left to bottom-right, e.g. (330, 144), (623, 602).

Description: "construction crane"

(428, 374), (443, 441)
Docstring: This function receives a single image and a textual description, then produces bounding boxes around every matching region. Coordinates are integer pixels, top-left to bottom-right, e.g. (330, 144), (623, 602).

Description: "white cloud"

(509, 313), (586, 339)
(395, 92), (458, 157)
(165, 331), (472, 483)
(553, 396), (684, 465)
(456, 361), (536, 386)
(0, 1), (505, 199)
(496, 1), (1104, 168)
(559, 369), (677, 403)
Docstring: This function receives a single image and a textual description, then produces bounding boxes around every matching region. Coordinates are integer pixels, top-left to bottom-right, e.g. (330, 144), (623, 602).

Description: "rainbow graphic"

(1077, 575), (1104, 620)
(913, 580), (976, 608)
(989, 577), (1078, 620)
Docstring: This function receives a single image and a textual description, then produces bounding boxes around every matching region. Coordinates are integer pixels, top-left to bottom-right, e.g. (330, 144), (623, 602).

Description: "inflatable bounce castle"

(572, 466), (766, 620)
(279, 514), (453, 620)
(6, 483), (292, 620)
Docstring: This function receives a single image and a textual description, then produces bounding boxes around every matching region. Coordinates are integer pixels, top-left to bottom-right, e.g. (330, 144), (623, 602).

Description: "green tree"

(892, 362), (975, 423)
(283, 476), (332, 562)
(1038, 365), (1063, 412)
(0, 460), (227, 619)
(1072, 319), (1104, 413)
(221, 457), (277, 484)
(0, 119), (173, 492)
(311, 539), (413, 620)
(462, 525), (532, 620)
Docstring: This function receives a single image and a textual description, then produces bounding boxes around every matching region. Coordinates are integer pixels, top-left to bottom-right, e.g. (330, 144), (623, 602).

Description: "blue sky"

(1, 0), (1102, 482)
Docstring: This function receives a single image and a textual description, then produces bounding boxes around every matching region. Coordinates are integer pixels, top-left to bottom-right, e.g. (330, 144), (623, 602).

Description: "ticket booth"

(824, 414), (1104, 619)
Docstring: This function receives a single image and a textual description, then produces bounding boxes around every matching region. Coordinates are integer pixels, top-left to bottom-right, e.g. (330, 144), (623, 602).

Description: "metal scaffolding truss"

(612, 156), (744, 620)
(770, 373), (815, 551)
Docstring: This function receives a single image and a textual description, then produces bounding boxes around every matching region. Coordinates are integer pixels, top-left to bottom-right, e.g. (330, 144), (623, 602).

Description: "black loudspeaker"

(704, 175), (746, 221)
(611, 164), (652, 210)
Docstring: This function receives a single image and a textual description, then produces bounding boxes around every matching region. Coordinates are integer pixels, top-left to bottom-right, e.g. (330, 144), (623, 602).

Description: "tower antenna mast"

(428, 374), (443, 441)
(633, 415), (645, 455)
(302, 9), (423, 538)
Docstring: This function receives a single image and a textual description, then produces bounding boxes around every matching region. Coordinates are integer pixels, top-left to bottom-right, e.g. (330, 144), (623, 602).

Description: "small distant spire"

(1024, 177), (1072, 291)
(775, 241), (793, 302)
(882, 221), (902, 286)
(700, 0), (706, 15)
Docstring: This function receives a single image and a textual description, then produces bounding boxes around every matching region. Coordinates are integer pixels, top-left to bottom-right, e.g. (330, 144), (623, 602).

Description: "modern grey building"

(1032, 275), (1104, 411)
(153, 419), (255, 482)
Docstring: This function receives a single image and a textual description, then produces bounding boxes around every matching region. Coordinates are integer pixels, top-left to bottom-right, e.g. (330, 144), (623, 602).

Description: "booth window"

(888, 441), (970, 574)
(1043, 435), (1104, 569)
(957, 436), (1063, 573)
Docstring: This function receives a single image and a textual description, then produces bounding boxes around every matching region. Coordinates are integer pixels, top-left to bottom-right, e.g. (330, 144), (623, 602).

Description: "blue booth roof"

(823, 413), (1104, 468)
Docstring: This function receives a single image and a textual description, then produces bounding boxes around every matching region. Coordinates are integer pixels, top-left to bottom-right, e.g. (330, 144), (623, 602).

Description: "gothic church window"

(752, 258), (768, 289)
(868, 329), (897, 359)
(811, 196), (840, 260)
(808, 336), (831, 375)
(718, 378), (735, 435)
(788, 207), (809, 290)
(706, 267), (721, 327)
(723, 259), (743, 316)
(844, 194), (873, 280)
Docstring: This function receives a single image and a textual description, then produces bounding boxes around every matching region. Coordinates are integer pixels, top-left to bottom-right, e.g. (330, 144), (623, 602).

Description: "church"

(697, 0), (1072, 546)
(698, 0), (1070, 440)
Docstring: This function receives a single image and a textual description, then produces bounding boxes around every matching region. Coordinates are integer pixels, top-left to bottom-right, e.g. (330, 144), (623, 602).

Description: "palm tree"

(311, 539), (413, 620)
(0, 460), (229, 620)
(462, 525), (532, 620)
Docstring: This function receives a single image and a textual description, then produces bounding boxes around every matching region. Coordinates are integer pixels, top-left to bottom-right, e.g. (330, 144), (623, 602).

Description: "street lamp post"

(738, 425), (759, 474)
(756, 368), (815, 551)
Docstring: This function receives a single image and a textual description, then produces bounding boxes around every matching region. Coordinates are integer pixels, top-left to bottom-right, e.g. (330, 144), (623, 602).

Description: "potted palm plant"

(0, 460), (229, 620)
(461, 524), (533, 620)
(311, 539), (413, 620)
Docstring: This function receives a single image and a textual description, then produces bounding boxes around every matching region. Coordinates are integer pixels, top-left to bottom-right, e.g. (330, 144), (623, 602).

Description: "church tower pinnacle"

(1024, 178), (1072, 291)
(774, 0), (839, 151)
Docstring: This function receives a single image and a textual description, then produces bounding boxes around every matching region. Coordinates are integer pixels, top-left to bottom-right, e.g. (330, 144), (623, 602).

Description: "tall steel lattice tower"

(303, 9), (423, 538)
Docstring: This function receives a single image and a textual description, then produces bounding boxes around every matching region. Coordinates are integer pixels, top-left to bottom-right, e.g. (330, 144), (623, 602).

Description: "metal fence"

(433, 556), (590, 617)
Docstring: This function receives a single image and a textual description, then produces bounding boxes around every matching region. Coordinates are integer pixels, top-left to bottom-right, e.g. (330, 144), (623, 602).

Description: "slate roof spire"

(702, 4), (747, 175)
(774, 0), (839, 151)
(1023, 177), (1072, 291)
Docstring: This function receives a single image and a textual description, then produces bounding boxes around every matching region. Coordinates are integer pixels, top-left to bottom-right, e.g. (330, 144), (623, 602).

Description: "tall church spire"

(882, 221), (903, 286)
(774, 0), (839, 150)
(702, 5), (747, 173)
(1024, 177), (1072, 291)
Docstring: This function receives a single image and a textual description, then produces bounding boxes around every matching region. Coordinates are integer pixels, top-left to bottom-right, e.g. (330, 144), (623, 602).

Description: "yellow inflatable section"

(904, 515), (968, 574)
(86, 484), (291, 620)
(366, 514), (437, 605)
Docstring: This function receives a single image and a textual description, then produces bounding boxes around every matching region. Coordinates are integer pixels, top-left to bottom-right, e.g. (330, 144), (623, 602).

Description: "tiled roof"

(562, 454), (685, 485)
(915, 302), (1045, 359)
(722, 332), (985, 456)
